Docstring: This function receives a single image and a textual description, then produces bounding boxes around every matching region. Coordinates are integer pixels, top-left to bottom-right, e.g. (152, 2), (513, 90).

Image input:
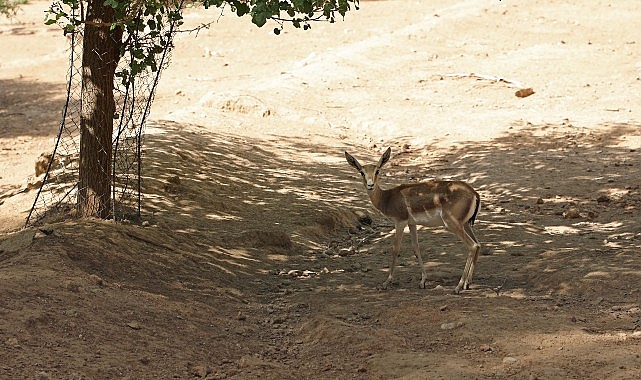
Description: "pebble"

(127, 321), (143, 330)
(503, 356), (518, 365)
(440, 321), (464, 330)
(480, 344), (493, 352)
(563, 207), (581, 219)
(5, 337), (19, 347)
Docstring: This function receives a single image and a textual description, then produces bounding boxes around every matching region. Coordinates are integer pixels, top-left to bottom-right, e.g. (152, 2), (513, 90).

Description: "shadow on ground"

(0, 78), (65, 139)
(1, 120), (639, 379)
(136, 119), (641, 298)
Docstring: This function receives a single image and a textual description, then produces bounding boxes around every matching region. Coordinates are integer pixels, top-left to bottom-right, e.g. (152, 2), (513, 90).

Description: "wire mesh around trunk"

(26, 7), (179, 225)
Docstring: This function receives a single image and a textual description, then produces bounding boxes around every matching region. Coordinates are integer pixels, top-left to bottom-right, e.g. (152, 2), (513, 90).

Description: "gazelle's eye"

(375, 170), (380, 176)
(360, 172), (365, 177)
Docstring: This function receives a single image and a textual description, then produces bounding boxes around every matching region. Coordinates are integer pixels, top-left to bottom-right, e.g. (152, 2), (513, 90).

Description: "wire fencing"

(26, 5), (179, 225)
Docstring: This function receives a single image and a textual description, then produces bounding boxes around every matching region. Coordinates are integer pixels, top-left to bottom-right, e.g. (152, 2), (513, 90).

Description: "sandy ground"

(1, 0), (641, 378)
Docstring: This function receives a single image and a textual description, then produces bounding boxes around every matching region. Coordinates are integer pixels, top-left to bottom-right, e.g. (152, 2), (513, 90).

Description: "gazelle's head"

(345, 147), (391, 191)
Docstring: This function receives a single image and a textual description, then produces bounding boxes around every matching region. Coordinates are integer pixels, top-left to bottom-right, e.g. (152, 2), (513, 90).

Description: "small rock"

(503, 356), (518, 365)
(127, 321), (143, 330)
(191, 365), (212, 378)
(88, 274), (106, 287)
(35, 153), (59, 177)
(440, 321), (464, 330)
(480, 344), (493, 352)
(5, 337), (19, 347)
(35, 371), (49, 380)
(271, 317), (286, 325)
(536, 197), (544, 204)
(563, 207), (581, 219)
(596, 194), (611, 203)
(515, 87), (535, 98)
(27, 181), (42, 191)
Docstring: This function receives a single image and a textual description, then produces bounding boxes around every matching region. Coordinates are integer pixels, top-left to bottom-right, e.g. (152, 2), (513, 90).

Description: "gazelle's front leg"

(408, 223), (427, 288)
(382, 221), (406, 289)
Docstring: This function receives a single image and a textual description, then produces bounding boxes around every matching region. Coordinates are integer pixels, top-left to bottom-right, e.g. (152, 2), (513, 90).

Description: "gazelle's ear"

(345, 152), (362, 171)
(378, 147), (391, 167)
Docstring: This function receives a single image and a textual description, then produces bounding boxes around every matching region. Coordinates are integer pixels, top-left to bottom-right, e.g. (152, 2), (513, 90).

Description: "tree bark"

(78, 0), (123, 218)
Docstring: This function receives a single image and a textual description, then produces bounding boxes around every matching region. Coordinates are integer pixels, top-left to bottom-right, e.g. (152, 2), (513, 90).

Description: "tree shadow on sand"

(448, 121), (640, 298)
(0, 78), (65, 139)
(4, 119), (640, 379)
(79, 118), (641, 301)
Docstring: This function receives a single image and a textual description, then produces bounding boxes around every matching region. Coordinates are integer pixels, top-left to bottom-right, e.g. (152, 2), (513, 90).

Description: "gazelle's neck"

(367, 184), (386, 212)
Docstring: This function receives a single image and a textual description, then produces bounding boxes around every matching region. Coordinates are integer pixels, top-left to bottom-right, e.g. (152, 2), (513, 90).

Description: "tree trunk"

(78, 0), (123, 218)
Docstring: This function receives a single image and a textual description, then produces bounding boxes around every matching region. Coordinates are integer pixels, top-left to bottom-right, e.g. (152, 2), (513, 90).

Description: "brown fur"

(345, 147), (481, 293)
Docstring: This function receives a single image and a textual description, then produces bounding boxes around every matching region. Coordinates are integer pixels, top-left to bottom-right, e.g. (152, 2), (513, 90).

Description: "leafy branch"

(0, 0), (28, 18)
(44, 0), (359, 86)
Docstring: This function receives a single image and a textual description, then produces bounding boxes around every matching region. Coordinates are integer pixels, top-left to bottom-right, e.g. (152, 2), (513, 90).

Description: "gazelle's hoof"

(454, 283), (470, 294)
(419, 280), (427, 289)
(379, 278), (397, 290)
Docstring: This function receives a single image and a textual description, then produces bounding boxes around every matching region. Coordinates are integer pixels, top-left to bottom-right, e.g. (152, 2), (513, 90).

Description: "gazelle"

(345, 147), (481, 293)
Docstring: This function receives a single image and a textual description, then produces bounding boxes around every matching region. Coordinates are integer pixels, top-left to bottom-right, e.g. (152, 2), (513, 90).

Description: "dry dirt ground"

(2, 0), (641, 379)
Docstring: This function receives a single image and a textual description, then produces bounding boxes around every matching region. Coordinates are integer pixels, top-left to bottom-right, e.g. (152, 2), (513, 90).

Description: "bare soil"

(1, 1), (641, 379)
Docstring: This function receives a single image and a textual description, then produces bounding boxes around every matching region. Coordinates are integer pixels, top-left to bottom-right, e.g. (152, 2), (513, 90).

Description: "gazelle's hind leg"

(460, 223), (480, 290)
(408, 223), (427, 288)
(382, 221), (407, 289)
(442, 212), (481, 294)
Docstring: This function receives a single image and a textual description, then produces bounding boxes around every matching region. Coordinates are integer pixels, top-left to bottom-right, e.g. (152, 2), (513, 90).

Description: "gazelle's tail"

(468, 195), (480, 226)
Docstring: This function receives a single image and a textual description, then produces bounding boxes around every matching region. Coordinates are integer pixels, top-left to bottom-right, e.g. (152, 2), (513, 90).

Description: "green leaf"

(236, 3), (250, 17)
(103, 0), (119, 9)
(133, 49), (145, 59)
(252, 12), (267, 27)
